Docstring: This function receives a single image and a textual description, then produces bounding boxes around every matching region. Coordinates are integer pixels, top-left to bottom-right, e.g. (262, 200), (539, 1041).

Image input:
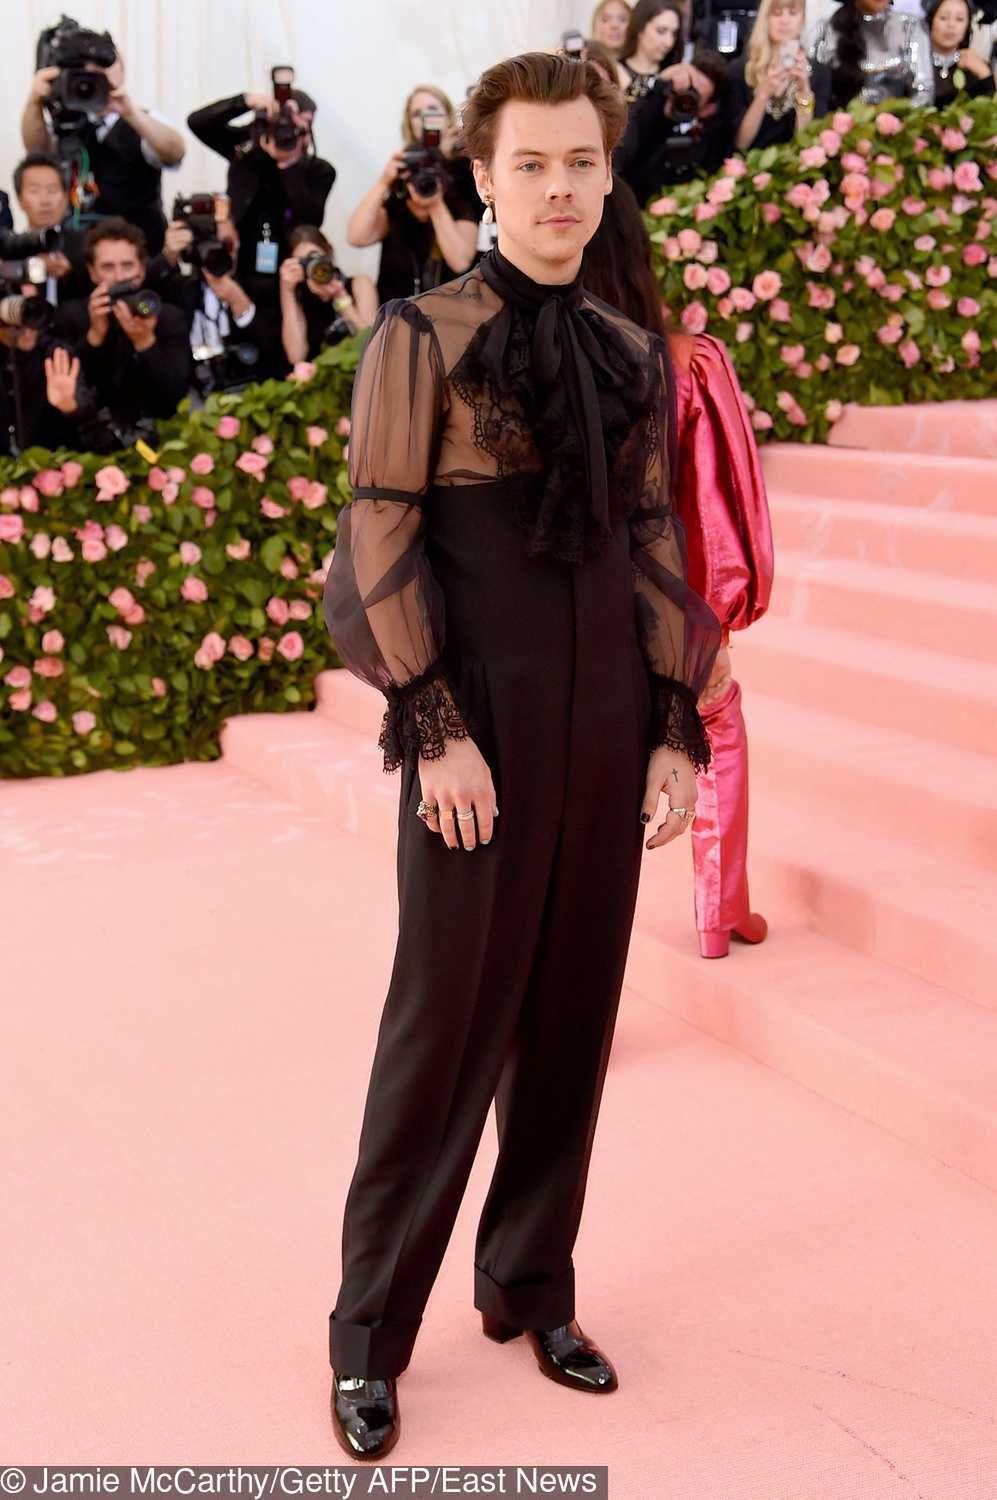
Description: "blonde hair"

(744, 0), (806, 91)
(400, 85), (456, 148)
(590, 0), (634, 37)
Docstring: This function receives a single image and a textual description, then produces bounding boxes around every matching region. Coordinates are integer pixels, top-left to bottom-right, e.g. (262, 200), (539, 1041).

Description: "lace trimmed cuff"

(377, 659), (472, 774)
(648, 674), (713, 774)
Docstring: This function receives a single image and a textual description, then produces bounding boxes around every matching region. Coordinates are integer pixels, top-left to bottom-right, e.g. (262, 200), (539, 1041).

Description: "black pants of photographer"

(329, 486), (651, 1379)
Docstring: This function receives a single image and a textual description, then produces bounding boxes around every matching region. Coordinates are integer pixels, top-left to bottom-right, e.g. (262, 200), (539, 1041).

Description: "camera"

(172, 193), (234, 277)
(252, 65), (309, 152)
(1, 228), (61, 259)
(0, 294), (53, 330)
(107, 281), (161, 318)
(36, 15), (117, 121)
(191, 342), (260, 398)
(561, 29), (585, 58)
(300, 250), (336, 285)
(394, 108), (450, 200)
(658, 76), (701, 125)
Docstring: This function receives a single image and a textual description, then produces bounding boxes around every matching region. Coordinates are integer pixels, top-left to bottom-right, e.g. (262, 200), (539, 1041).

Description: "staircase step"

(732, 616), (997, 755)
(827, 399), (997, 460)
(768, 492), (997, 582)
(767, 549), (997, 659)
(761, 444), (996, 513)
(743, 690), (997, 872)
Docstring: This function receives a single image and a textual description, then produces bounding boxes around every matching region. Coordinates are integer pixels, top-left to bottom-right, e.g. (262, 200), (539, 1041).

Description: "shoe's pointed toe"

(331, 1373), (400, 1460)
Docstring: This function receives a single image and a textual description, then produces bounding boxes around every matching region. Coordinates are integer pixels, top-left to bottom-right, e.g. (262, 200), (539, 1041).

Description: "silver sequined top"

(811, 9), (935, 107)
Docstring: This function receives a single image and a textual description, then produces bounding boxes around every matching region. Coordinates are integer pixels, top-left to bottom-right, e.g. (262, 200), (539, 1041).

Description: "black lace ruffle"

(377, 658), (473, 774)
(450, 248), (660, 566)
(648, 673), (713, 774)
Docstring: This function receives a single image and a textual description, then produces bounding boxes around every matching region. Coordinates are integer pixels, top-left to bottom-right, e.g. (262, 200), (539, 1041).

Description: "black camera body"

(658, 76), (702, 126)
(172, 193), (234, 277)
(36, 15), (117, 122)
(252, 64), (309, 153)
(191, 342), (260, 398)
(0, 230), (60, 313)
(107, 281), (161, 318)
(300, 250), (337, 285)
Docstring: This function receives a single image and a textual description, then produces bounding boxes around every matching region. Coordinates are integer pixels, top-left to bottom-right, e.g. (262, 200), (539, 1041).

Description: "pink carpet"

(3, 400), (997, 1491)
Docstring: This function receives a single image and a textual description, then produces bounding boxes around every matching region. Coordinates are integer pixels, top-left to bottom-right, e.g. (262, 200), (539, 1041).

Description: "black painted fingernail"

(640, 812), (650, 823)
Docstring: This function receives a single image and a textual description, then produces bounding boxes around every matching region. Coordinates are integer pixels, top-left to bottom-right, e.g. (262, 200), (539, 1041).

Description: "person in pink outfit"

(584, 176), (774, 959)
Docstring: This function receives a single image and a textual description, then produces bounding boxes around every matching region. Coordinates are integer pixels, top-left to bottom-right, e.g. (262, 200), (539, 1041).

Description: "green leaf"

(260, 535), (286, 572)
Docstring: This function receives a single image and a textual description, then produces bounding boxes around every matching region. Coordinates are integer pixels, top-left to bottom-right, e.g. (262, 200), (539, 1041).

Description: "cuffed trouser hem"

(472, 1260), (575, 1330)
(329, 1310), (422, 1378)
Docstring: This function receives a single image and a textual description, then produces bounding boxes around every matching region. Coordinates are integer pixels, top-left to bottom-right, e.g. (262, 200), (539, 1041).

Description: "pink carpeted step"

(732, 616), (997, 755)
(742, 691), (997, 871)
(761, 444), (996, 513)
(828, 400), (997, 459)
(767, 550), (997, 660)
(768, 492), (997, 582)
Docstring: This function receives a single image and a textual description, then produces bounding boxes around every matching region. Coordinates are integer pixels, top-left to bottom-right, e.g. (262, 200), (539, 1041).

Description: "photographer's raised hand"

(44, 346), (81, 414)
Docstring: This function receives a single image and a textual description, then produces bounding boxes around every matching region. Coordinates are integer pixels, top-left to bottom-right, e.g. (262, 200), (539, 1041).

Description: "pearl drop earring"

(482, 198), (495, 225)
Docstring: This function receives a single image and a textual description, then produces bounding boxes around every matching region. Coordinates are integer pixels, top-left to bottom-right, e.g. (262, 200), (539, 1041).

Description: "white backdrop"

(0, 0), (609, 279)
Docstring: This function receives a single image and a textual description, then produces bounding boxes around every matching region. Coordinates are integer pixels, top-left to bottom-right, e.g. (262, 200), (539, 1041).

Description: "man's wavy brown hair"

(461, 51), (627, 167)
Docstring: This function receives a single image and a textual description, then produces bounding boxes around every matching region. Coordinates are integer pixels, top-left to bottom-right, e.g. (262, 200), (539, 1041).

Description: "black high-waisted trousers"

(329, 481), (652, 1378)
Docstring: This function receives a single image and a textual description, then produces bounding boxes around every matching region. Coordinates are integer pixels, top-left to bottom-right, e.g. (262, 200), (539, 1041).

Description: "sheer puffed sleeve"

(629, 337), (724, 774)
(669, 332), (774, 638)
(322, 298), (472, 773)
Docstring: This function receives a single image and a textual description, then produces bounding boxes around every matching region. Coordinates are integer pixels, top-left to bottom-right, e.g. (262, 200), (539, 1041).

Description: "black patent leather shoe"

(330, 1372), (400, 1460)
(481, 1313), (619, 1392)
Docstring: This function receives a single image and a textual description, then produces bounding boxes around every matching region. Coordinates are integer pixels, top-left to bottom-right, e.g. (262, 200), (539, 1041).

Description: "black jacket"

(614, 79), (732, 204)
(56, 295), (191, 426)
(145, 255), (287, 381)
(0, 329), (98, 455)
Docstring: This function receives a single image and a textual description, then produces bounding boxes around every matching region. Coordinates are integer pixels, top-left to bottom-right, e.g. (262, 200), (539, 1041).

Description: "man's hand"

(44, 251), (72, 280)
(44, 346), (81, 413)
(406, 178), (444, 212)
(113, 298), (158, 352)
(163, 221), (194, 266)
(109, 85), (137, 124)
(279, 257), (305, 294)
(641, 744), (699, 850)
(30, 66), (60, 104)
(86, 282), (112, 346)
(416, 737), (497, 852)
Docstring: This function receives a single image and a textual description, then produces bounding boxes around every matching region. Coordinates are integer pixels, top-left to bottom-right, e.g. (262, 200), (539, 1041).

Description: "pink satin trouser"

(691, 676), (751, 937)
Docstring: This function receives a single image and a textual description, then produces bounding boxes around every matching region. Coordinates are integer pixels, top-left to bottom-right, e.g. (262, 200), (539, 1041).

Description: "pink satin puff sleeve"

(667, 332), (774, 638)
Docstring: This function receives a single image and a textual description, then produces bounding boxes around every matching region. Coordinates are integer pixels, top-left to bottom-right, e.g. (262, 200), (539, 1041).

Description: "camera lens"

(302, 252), (334, 285)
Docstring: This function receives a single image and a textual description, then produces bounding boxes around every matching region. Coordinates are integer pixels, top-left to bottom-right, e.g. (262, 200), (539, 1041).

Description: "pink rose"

(963, 242), (987, 267)
(735, 322), (754, 343)
(4, 665), (32, 689)
(752, 172), (772, 190)
(35, 469), (64, 497)
(123, 604), (145, 626)
(796, 363), (813, 380)
(677, 228), (702, 255)
(81, 539), (106, 562)
(135, 559), (156, 585)
(696, 240), (719, 264)
(335, 416), (351, 437)
(179, 541), (202, 565)
(73, 710), (97, 735)
(680, 302), (708, 334)
(42, 630), (63, 653)
(191, 486), (214, 509)
(761, 203), (782, 225)
(786, 183), (813, 210)
(824, 323), (844, 344)
(880, 283), (904, 302)
(105, 523), (128, 551)
(835, 344), (861, 366)
(261, 497), (287, 519)
(167, 465), (186, 482)
(0, 574), (13, 599)
(29, 585), (55, 613)
(914, 234), (936, 252)
(799, 145), (827, 168)
(226, 539), (251, 560)
(899, 340), (921, 368)
(60, 460), (83, 489)
(251, 434), (275, 456)
(752, 270), (782, 301)
(161, 481), (179, 505)
(266, 596), (291, 626)
(32, 700), (57, 723)
(706, 267), (731, 296)
(941, 128), (967, 152)
(203, 631), (226, 663)
(648, 195), (678, 216)
(286, 476), (311, 502)
(730, 287), (756, 312)
(279, 557), (300, 580)
(51, 537), (73, 562)
(723, 157), (747, 178)
(865, 267), (887, 290)
(109, 585), (136, 613)
(952, 194), (976, 214)
(807, 283), (835, 310)
(832, 111), (853, 134)
(683, 262), (709, 291)
(776, 391), (807, 426)
(927, 166), (953, 192)
(306, 425), (329, 447)
(30, 533), (51, 560)
(288, 600), (311, 620)
(190, 452), (215, 475)
(870, 208), (896, 231)
(875, 112), (903, 136)
(957, 297), (980, 317)
(95, 464), (129, 497)
(815, 353), (831, 371)
(151, 678), (167, 698)
(750, 410), (773, 431)
(133, 504), (152, 524)
(769, 298), (791, 322)
(808, 244), (833, 273)
(258, 638), (276, 662)
(148, 466), (168, 491)
(34, 656), (64, 678)
(663, 236), (681, 261)
(229, 635), (255, 661)
(106, 624), (132, 649)
(215, 415), (241, 439)
(181, 575), (208, 603)
(925, 264), (952, 286)
(825, 400), (844, 424)
(235, 451), (268, 477)
(841, 172), (870, 200)
(707, 176), (736, 206)
(19, 486), (39, 512)
(8, 688), (31, 712)
(902, 196), (926, 216)
(289, 361), (316, 382)
(715, 296), (734, 319)
(780, 344), (806, 367)
(277, 631), (304, 662)
(819, 129), (841, 156)
(962, 329), (982, 355)
(953, 161), (983, 194)
(926, 289), (951, 310)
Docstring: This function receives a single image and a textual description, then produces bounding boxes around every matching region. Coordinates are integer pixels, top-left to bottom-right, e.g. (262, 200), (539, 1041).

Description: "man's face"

(18, 166), (68, 228)
(473, 97), (612, 276)
(88, 239), (144, 287)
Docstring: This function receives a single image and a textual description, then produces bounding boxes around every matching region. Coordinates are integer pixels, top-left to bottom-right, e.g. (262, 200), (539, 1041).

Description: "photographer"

(279, 226), (377, 365)
(0, 301), (98, 455)
(12, 154), (91, 306)
(186, 83), (336, 308)
(56, 217), (190, 435)
(148, 203), (285, 391)
(21, 19), (184, 255)
(347, 87), (479, 303)
(731, 0), (831, 152)
(614, 52), (732, 201)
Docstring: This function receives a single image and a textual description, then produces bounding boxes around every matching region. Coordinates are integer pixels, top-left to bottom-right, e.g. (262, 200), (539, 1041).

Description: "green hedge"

(644, 96), (997, 442)
(0, 342), (360, 778)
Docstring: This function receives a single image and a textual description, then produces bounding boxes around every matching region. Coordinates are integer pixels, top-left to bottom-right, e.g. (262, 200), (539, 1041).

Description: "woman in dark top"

(278, 225), (377, 364)
(926, 0), (995, 105)
(616, 0), (685, 101)
(322, 53), (721, 1461)
(731, 0), (831, 152)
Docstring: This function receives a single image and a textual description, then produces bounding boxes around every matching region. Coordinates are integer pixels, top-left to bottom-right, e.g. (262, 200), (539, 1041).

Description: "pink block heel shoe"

(698, 911), (768, 959)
